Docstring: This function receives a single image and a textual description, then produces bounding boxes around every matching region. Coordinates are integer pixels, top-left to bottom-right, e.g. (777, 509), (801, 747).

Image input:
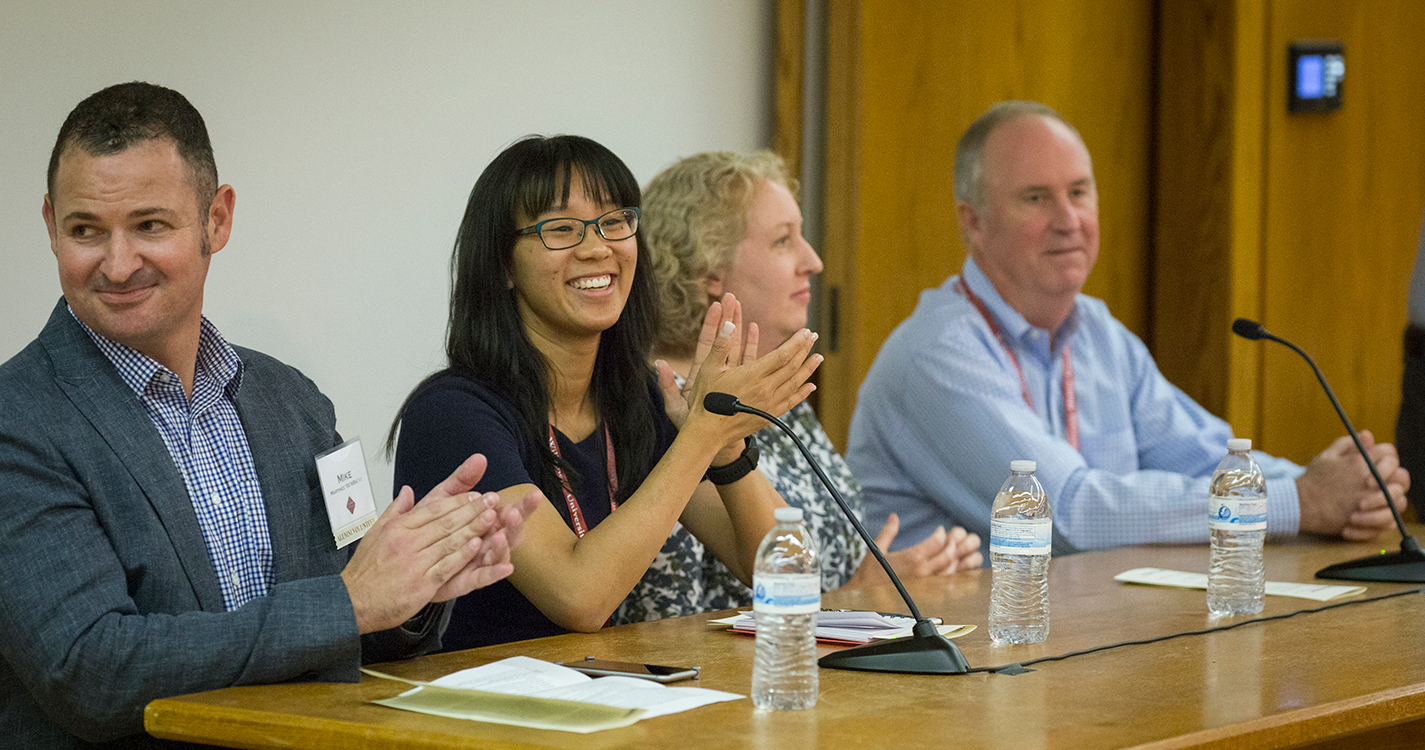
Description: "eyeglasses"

(517, 207), (640, 250)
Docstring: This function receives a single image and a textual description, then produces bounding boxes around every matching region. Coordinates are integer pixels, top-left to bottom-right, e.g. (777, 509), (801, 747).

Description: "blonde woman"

(617, 151), (982, 624)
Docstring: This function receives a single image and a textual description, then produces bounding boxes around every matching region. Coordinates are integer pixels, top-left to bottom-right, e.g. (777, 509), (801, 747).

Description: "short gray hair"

(953, 101), (1086, 210)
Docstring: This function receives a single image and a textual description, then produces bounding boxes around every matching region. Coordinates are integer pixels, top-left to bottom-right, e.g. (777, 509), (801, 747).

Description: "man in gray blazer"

(0, 82), (537, 747)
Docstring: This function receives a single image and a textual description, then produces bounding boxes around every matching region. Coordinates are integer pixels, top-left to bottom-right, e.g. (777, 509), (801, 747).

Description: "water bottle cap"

(1010, 459), (1036, 473)
(774, 507), (804, 522)
(1226, 438), (1252, 452)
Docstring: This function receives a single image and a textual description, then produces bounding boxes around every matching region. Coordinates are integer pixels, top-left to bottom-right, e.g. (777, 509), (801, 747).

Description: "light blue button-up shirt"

(72, 308), (273, 610)
(846, 258), (1304, 556)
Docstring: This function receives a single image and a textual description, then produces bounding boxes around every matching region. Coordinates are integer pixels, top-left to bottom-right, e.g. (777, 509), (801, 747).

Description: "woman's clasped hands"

(656, 293), (821, 461)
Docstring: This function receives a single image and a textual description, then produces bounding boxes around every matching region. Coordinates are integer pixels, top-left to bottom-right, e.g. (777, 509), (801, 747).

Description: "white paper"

(1114, 567), (1367, 601)
(415, 656), (740, 719)
(526, 676), (738, 719)
(315, 438), (378, 548)
(430, 656), (591, 695)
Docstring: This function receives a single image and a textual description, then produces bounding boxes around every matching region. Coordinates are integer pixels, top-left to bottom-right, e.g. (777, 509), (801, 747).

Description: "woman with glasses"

(388, 135), (819, 649)
(616, 151), (983, 625)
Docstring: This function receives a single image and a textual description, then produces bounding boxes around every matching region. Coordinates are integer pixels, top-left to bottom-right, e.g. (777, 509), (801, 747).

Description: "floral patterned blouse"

(612, 401), (867, 624)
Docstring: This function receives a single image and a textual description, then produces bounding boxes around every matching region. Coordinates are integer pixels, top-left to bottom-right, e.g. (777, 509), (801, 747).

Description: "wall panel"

(1257, 0), (1425, 462)
(1155, 0), (1425, 467)
(1154, 0), (1267, 439)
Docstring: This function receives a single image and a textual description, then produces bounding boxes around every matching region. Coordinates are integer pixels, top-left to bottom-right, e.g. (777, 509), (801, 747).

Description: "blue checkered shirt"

(72, 308), (273, 610)
(847, 258), (1306, 557)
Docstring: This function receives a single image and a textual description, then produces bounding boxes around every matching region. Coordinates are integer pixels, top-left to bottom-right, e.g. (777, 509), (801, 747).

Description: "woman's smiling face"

(509, 172), (637, 348)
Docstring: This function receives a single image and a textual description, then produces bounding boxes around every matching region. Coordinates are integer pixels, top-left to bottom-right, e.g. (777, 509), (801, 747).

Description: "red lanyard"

(955, 278), (1080, 451)
(546, 423), (619, 537)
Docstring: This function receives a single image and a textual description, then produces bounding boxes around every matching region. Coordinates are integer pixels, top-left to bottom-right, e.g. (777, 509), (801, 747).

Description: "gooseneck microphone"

(1232, 318), (1425, 583)
(703, 392), (971, 674)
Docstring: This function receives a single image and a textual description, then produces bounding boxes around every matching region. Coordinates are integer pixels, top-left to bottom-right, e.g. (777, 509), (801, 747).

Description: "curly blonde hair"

(643, 150), (798, 358)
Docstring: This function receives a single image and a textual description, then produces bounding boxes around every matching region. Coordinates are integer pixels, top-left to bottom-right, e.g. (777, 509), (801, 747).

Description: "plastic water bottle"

(751, 506), (819, 710)
(1207, 438), (1267, 615)
(989, 460), (1052, 644)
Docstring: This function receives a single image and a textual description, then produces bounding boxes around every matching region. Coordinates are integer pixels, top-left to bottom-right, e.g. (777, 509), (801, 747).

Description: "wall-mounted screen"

(1289, 40), (1344, 113)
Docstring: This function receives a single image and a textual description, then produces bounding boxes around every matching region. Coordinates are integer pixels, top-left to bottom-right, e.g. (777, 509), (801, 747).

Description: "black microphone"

(703, 392), (741, 417)
(1231, 318), (1267, 340)
(703, 392), (971, 674)
(1231, 318), (1425, 583)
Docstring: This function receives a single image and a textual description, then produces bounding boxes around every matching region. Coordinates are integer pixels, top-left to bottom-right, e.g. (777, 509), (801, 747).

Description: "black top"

(393, 370), (678, 650)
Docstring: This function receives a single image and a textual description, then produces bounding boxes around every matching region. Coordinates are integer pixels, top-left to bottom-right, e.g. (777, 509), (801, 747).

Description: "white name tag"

(315, 437), (378, 548)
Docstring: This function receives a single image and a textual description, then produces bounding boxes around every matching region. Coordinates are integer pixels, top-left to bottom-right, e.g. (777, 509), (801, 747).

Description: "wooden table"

(146, 532), (1425, 749)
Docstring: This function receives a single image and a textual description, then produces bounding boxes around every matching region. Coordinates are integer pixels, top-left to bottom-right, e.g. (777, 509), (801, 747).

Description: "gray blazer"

(0, 300), (432, 747)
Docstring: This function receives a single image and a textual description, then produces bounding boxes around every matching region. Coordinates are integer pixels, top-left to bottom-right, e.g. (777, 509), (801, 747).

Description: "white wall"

(0, 1), (774, 504)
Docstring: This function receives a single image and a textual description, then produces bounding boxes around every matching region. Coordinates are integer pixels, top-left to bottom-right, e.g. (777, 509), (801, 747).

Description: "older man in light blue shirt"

(847, 101), (1409, 556)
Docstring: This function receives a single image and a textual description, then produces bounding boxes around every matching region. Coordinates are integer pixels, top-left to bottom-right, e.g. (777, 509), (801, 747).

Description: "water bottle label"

(1208, 496), (1267, 530)
(752, 573), (821, 614)
(989, 518), (1052, 555)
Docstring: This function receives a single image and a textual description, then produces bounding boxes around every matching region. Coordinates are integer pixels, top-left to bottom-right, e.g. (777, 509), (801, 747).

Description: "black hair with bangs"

(389, 135), (658, 502)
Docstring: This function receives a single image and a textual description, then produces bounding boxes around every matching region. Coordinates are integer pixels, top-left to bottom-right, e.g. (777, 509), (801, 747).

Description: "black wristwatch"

(705, 441), (760, 485)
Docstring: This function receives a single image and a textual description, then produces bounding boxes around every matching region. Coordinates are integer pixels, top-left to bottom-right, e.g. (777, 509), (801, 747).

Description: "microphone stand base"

(1316, 543), (1425, 584)
(818, 633), (971, 675)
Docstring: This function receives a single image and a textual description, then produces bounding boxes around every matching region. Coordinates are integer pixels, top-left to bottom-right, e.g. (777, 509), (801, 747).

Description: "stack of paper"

(366, 656), (741, 734)
(708, 610), (975, 644)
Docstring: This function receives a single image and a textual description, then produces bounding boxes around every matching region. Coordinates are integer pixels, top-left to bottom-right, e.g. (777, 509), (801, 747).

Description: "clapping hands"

(341, 454), (539, 634)
(656, 293), (821, 462)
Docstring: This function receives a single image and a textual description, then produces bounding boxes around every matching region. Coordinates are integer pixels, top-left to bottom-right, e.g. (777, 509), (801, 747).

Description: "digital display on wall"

(1289, 40), (1344, 112)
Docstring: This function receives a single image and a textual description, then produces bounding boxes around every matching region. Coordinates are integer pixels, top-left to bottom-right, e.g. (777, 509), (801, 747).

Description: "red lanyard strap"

(546, 422), (619, 537)
(955, 278), (1080, 451)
